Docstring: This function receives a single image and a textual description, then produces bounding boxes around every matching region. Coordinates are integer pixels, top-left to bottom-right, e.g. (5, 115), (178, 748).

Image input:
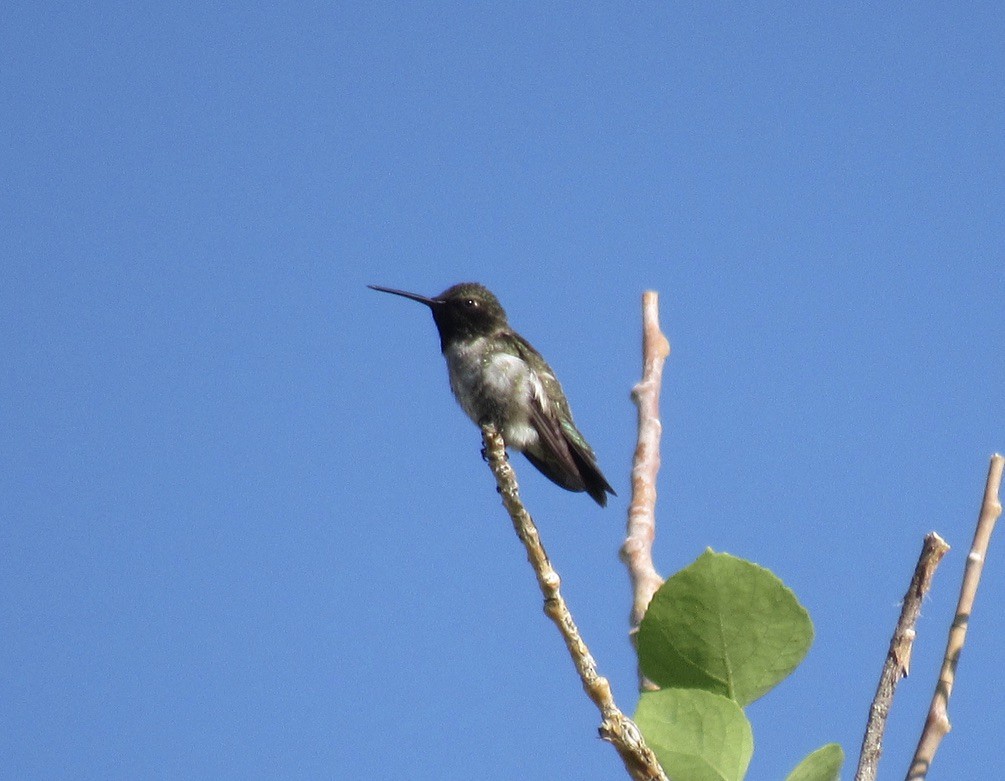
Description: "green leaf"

(638, 550), (813, 706)
(785, 743), (844, 781)
(635, 688), (753, 781)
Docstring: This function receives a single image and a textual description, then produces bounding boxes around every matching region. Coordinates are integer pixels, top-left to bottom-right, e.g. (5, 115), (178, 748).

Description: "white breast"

(443, 338), (543, 449)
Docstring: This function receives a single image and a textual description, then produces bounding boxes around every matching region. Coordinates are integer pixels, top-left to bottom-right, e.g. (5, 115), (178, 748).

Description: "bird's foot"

(480, 445), (509, 463)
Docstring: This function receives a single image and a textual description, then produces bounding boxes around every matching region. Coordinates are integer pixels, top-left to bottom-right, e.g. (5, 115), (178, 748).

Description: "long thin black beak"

(368, 285), (439, 307)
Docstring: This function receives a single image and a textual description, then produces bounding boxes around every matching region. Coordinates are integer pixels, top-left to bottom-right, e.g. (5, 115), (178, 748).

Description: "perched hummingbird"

(369, 282), (616, 506)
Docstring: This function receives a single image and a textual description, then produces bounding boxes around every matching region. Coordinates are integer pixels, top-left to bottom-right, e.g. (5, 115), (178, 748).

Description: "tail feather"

(567, 444), (616, 507)
(522, 438), (616, 507)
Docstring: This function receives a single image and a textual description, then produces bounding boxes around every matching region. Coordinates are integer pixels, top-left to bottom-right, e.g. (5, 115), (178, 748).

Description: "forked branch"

(621, 291), (670, 690)
(481, 424), (668, 781)
(907, 453), (1004, 780)
(854, 532), (950, 781)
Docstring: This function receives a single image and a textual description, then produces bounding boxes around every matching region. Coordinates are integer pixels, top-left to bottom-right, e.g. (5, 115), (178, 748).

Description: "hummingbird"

(369, 282), (616, 506)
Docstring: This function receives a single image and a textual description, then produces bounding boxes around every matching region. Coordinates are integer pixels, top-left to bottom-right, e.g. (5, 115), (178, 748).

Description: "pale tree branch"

(907, 453), (1004, 780)
(480, 424), (669, 781)
(854, 532), (950, 781)
(620, 291), (670, 691)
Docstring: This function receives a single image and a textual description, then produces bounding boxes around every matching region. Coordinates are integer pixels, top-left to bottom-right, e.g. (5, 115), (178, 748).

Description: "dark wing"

(511, 332), (616, 506)
(507, 332), (582, 489)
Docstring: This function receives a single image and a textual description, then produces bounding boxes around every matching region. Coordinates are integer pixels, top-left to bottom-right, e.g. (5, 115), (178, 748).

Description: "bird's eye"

(464, 298), (477, 308)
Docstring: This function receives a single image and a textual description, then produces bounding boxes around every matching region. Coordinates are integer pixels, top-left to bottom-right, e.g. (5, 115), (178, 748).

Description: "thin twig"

(480, 424), (669, 781)
(907, 453), (1004, 780)
(620, 291), (670, 691)
(854, 532), (950, 781)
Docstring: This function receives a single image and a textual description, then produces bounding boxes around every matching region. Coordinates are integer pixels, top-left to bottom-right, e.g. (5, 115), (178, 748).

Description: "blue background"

(4, 3), (1003, 779)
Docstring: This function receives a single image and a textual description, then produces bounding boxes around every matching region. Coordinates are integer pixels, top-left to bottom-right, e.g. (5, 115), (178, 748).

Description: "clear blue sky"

(4, 3), (1003, 779)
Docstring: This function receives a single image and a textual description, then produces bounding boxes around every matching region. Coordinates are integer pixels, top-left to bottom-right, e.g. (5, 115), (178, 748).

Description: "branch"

(854, 532), (950, 781)
(480, 424), (669, 781)
(620, 291), (670, 691)
(907, 453), (1004, 780)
